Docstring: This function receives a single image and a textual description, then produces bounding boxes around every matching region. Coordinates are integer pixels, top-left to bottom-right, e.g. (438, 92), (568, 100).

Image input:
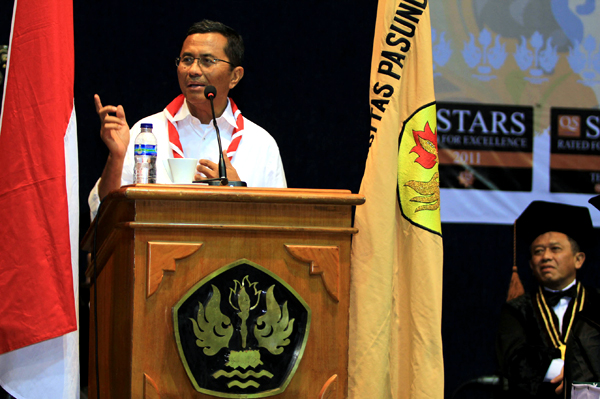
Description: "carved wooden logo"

(173, 259), (311, 398)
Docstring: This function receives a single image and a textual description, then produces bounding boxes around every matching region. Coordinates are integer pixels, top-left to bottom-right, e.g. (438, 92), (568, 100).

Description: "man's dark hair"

(186, 20), (244, 68)
(567, 235), (581, 255)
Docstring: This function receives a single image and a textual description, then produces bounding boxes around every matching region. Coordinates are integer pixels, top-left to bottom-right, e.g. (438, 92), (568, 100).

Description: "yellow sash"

(536, 282), (585, 360)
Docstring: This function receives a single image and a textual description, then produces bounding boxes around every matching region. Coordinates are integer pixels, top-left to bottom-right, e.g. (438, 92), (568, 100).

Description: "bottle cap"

(140, 123), (153, 129)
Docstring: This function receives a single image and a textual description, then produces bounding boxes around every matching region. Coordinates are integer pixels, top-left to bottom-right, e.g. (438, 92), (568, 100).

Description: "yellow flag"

(349, 1), (444, 398)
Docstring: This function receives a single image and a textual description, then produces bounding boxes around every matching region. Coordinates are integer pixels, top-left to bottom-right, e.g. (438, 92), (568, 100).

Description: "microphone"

(204, 85), (228, 186)
(204, 85), (216, 100)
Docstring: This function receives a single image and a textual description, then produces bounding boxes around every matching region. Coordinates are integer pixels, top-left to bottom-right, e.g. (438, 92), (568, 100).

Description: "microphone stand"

(196, 85), (246, 186)
(206, 93), (228, 186)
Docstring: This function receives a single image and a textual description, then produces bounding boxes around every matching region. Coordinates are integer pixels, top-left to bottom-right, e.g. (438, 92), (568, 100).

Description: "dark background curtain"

(1, 2), (599, 398)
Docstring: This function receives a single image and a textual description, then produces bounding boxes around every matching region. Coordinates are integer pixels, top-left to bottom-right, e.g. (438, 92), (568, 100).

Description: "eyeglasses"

(175, 55), (234, 69)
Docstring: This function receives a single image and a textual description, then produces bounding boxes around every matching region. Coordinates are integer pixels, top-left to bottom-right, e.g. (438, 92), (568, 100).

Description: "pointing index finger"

(94, 94), (106, 114)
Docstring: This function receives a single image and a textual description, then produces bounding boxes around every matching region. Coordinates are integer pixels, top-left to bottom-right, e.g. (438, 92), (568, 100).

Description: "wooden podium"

(82, 185), (364, 399)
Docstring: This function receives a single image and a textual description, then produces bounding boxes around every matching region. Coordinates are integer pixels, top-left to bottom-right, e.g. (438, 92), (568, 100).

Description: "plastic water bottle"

(133, 123), (157, 183)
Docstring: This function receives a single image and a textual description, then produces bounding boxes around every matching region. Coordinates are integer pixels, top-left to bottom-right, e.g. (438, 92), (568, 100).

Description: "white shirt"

(89, 99), (286, 219)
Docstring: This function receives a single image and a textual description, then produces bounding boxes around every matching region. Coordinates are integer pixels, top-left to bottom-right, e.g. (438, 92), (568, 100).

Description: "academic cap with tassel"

(506, 200), (593, 301)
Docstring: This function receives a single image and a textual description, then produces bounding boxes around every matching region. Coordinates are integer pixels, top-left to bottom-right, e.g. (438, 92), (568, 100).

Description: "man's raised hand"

(94, 94), (130, 159)
(94, 94), (130, 200)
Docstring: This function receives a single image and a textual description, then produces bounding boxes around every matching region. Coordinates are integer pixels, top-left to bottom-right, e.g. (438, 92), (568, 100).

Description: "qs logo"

(558, 115), (581, 137)
(173, 259), (311, 398)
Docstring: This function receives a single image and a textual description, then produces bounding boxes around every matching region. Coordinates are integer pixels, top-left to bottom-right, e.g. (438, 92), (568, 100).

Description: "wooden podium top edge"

(81, 185), (365, 252)
(112, 184), (366, 205)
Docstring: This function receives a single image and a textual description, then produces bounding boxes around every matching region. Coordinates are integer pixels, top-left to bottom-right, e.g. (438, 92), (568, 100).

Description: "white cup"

(166, 158), (199, 184)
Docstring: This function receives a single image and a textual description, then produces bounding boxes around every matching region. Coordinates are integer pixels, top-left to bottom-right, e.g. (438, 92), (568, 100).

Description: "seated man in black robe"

(496, 200), (600, 399)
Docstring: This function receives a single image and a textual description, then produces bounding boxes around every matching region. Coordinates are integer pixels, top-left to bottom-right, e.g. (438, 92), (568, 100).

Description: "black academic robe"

(496, 286), (600, 399)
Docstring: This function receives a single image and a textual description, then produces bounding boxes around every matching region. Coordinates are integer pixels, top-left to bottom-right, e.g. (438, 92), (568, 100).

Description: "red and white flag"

(0, 0), (79, 397)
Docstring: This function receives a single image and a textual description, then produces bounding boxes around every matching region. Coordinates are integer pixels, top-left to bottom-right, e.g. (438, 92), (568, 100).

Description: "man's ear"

(229, 66), (244, 89)
(575, 252), (586, 270)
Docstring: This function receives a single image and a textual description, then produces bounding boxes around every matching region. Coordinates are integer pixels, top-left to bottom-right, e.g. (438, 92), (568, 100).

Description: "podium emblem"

(173, 259), (311, 398)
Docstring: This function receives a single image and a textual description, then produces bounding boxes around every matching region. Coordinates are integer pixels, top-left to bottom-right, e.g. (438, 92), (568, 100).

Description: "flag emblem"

(397, 103), (441, 235)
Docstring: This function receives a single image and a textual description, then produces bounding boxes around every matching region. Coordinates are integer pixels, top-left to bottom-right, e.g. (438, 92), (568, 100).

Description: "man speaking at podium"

(88, 19), (286, 217)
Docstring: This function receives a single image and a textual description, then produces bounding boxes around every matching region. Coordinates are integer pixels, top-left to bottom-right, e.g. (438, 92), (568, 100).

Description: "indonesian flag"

(0, 0), (79, 397)
(349, 1), (444, 398)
